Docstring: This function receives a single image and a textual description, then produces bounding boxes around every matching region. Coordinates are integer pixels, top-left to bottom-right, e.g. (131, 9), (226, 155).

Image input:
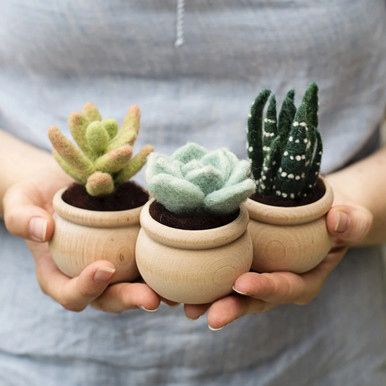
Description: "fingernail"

(334, 211), (350, 233)
(232, 286), (249, 296)
(94, 266), (116, 283)
(208, 324), (224, 331)
(139, 306), (159, 312)
(186, 316), (199, 322)
(29, 217), (48, 242)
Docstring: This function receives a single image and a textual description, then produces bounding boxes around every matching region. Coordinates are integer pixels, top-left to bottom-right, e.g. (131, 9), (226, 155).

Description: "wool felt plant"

(247, 82), (323, 201)
(48, 103), (154, 196)
(145, 142), (256, 216)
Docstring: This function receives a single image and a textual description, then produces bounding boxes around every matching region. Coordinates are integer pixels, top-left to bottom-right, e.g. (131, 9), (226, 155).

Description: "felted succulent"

(247, 82), (323, 200)
(145, 143), (256, 216)
(48, 103), (154, 196)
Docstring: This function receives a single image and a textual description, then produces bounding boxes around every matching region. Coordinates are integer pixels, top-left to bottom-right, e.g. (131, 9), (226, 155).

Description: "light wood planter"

(135, 200), (253, 304)
(49, 188), (142, 283)
(245, 178), (334, 273)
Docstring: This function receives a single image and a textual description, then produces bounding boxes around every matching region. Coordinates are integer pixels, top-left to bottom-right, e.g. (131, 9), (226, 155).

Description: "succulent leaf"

(263, 95), (278, 159)
(247, 89), (271, 181)
(120, 105), (141, 138)
(115, 145), (154, 184)
(181, 159), (201, 176)
(52, 150), (88, 185)
(86, 172), (114, 196)
(67, 112), (92, 158)
(147, 174), (205, 215)
(201, 149), (233, 183)
(304, 129), (323, 192)
(145, 143), (255, 216)
(102, 118), (119, 139)
(48, 125), (95, 177)
(224, 160), (251, 187)
(185, 165), (225, 195)
(145, 154), (183, 179)
(82, 102), (102, 123)
(94, 145), (133, 174)
(86, 121), (110, 156)
(303, 82), (318, 130)
(49, 103), (153, 197)
(278, 89), (296, 140)
(172, 142), (207, 164)
(106, 105), (140, 151)
(204, 179), (256, 215)
(258, 136), (282, 195)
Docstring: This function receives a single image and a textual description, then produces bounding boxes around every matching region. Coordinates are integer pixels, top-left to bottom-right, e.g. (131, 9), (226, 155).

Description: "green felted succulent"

(145, 142), (256, 216)
(247, 82), (323, 200)
(48, 103), (154, 196)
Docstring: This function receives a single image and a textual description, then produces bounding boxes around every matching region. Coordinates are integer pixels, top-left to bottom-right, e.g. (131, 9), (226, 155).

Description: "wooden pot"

(135, 200), (253, 304)
(49, 188), (142, 283)
(245, 178), (334, 273)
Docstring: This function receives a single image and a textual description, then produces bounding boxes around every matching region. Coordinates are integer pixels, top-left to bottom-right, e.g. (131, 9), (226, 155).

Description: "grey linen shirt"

(0, 1), (385, 385)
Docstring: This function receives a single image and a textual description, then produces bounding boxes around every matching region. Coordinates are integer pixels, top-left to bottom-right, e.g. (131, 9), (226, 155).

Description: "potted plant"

(135, 142), (256, 304)
(245, 82), (334, 273)
(47, 102), (154, 283)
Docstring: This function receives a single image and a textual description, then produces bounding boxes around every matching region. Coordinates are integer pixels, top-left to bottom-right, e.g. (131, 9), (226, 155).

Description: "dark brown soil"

(250, 178), (326, 207)
(149, 200), (239, 230)
(62, 181), (149, 211)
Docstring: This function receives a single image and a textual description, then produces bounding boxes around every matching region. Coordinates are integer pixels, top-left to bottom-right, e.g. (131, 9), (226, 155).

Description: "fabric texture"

(0, 1), (385, 385)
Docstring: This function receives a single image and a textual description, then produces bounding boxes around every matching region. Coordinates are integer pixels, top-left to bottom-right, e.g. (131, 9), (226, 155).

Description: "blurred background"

(382, 119), (386, 270)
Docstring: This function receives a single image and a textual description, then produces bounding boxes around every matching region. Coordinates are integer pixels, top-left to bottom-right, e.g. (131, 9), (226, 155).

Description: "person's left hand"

(3, 167), (162, 313)
(184, 191), (373, 330)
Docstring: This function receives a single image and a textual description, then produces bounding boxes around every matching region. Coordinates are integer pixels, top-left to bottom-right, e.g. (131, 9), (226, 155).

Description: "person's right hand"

(3, 167), (161, 313)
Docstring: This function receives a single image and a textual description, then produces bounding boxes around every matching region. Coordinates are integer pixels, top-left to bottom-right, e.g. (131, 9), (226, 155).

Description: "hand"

(184, 191), (373, 330)
(3, 168), (161, 313)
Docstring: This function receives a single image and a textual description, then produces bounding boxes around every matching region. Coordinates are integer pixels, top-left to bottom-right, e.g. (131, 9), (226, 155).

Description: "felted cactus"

(48, 103), (154, 196)
(247, 82), (323, 200)
(145, 142), (256, 216)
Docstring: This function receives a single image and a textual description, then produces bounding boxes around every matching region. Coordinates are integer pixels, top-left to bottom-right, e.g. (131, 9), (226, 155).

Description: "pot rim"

(245, 176), (334, 225)
(139, 199), (249, 250)
(52, 187), (144, 228)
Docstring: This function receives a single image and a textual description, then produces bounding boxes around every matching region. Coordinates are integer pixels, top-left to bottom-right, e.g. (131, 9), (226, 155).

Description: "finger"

(161, 298), (180, 307)
(30, 241), (116, 311)
(183, 303), (210, 321)
(233, 248), (345, 306)
(92, 282), (161, 313)
(327, 205), (372, 244)
(233, 272), (308, 304)
(206, 295), (274, 331)
(4, 187), (54, 242)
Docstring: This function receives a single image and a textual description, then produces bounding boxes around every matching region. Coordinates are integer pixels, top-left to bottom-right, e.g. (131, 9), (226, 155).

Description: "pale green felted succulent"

(247, 82), (323, 200)
(145, 143), (256, 216)
(48, 103), (154, 196)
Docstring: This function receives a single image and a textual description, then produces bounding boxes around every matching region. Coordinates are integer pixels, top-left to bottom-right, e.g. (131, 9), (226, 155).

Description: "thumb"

(3, 188), (55, 242)
(326, 205), (373, 244)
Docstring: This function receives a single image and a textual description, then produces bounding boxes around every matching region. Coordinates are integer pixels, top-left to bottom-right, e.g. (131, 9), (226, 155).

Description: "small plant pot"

(49, 188), (143, 283)
(245, 178), (334, 274)
(135, 200), (253, 304)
